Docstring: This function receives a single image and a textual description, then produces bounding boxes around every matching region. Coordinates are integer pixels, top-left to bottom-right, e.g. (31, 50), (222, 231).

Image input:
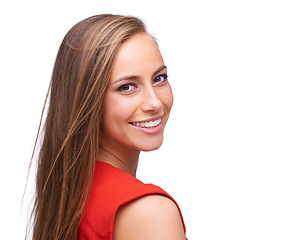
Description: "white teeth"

(132, 118), (162, 128)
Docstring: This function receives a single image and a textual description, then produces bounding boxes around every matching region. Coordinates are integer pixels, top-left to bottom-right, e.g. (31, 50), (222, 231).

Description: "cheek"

(102, 93), (137, 127)
(162, 83), (174, 111)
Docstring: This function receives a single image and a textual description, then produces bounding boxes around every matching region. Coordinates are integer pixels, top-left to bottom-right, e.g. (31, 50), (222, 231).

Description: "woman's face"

(100, 32), (173, 152)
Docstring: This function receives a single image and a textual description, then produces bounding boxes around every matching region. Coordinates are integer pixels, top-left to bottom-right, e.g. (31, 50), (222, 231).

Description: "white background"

(1, 0), (302, 239)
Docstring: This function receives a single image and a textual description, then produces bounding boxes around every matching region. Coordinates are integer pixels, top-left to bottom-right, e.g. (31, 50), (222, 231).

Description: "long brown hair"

(30, 14), (147, 240)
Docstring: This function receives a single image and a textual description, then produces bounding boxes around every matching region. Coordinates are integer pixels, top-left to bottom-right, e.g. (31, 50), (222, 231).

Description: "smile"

(130, 118), (162, 128)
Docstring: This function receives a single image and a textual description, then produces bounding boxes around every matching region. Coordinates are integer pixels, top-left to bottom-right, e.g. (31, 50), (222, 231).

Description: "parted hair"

(30, 14), (147, 240)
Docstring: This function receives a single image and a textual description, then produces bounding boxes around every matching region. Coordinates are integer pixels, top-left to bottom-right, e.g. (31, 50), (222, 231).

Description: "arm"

(113, 195), (186, 240)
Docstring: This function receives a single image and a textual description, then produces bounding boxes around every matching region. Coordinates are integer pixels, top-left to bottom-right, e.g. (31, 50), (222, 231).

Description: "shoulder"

(113, 195), (186, 240)
(80, 163), (187, 239)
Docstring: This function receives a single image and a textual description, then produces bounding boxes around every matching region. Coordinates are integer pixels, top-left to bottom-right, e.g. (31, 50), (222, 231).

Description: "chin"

(138, 140), (163, 152)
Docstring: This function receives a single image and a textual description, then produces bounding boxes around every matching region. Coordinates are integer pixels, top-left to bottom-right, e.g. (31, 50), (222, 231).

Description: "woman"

(30, 14), (187, 240)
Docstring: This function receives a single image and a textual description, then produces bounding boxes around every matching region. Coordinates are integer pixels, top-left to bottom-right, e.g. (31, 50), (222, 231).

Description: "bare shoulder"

(113, 195), (186, 240)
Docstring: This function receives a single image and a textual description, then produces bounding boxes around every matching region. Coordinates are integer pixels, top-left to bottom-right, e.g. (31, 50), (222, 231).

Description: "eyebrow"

(111, 65), (167, 85)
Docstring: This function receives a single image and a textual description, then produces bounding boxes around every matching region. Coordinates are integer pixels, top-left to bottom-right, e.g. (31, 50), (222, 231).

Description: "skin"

(96, 32), (173, 176)
(96, 32), (185, 240)
(113, 195), (186, 240)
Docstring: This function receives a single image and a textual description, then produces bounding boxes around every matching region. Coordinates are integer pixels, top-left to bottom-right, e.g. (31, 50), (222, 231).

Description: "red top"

(78, 161), (187, 240)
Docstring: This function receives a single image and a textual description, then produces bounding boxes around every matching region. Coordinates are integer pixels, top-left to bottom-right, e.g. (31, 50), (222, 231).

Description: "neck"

(96, 143), (140, 177)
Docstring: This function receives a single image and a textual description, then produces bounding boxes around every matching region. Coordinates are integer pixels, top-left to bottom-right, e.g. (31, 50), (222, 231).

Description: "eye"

(153, 74), (168, 84)
(117, 83), (137, 92)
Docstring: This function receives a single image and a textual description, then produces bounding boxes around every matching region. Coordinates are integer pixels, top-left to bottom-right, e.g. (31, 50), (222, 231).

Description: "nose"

(141, 86), (162, 113)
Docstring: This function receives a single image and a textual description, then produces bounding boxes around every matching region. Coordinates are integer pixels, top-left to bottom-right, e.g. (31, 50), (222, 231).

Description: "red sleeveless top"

(78, 161), (187, 239)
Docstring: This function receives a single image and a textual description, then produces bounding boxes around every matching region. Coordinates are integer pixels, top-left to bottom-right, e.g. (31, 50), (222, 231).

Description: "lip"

(129, 115), (164, 134)
(130, 115), (164, 124)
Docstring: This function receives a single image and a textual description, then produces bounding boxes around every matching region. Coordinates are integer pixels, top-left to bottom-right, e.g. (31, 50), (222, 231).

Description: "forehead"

(111, 32), (164, 79)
